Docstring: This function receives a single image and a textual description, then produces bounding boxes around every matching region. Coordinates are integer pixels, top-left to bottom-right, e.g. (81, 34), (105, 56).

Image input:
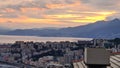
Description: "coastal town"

(0, 0), (120, 68)
(0, 38), (120, 68)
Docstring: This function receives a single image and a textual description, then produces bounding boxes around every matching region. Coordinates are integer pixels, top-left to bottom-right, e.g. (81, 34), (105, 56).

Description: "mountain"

(32, 27), (60, 30)
(5, 18), (120, 38)
(0, 27), (11, 34)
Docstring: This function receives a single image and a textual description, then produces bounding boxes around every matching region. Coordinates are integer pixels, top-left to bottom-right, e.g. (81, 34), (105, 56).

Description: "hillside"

(5, 18), (120, 38)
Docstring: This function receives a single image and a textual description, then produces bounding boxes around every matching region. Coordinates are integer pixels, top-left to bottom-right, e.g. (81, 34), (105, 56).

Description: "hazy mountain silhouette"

(0, 27), (10, 34)
(5, 18), (120, 38)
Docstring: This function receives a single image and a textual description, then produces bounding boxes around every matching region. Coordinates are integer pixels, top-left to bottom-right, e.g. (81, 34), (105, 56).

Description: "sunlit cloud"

(3, 8), (15, 13)
(70, 11), (116, 23)
(71, 16), (106, 23)
(0, 0), (119, 29)
(81, 11), (116, 15)
(0, 16), (58, 24)
(20, 7), (45, 13)
(46, 1), (80, 9)
(45, 14), (81, 19)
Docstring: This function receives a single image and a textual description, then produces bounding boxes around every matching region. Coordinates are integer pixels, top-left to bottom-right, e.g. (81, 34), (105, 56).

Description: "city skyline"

(0, 0), (119, 29)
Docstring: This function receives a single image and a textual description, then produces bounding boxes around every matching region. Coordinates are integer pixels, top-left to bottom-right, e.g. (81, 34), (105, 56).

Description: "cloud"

(0, 0), (119, 29)
(81, 0), (120, 10)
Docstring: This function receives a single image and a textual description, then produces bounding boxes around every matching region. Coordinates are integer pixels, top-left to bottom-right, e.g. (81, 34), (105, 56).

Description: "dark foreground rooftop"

(73, 53), (120, 68)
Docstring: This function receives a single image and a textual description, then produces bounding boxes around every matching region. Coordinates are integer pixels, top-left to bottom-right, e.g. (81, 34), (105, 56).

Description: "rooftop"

(73, 53), (120, 68)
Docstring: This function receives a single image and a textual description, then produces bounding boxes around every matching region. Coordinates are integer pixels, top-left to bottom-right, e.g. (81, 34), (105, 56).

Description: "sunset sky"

(0, 0), (120, 29)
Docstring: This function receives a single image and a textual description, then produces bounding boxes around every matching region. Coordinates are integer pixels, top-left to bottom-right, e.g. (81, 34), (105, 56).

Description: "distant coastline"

(0, 35), (93, 44)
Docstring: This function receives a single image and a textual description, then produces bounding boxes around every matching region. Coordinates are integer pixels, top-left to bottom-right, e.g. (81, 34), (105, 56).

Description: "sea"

(0, 35), (92, 44)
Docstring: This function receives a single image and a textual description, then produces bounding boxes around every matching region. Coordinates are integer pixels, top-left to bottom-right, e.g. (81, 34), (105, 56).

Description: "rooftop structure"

(84, 48), (110, 65)
(73, 48), (120, 68)
(73, 54), (120, 68)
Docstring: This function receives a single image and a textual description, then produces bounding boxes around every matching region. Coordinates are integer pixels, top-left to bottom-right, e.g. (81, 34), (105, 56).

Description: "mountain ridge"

(3, 18), (120, 38)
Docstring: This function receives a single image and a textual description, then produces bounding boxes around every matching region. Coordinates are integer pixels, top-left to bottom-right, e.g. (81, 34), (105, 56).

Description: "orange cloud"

(0, 14), (2, 16)
(45, 14), (82, 19)
(44, 11), (115, 22)
(3, 8), (15, 13)
(0, 15), (59, 25)
(20, 7), (45, 13)
(70, 11), (116, 23)
(0, 10), (115, 25)
(80, 11), (116, 15)
(46, 1), (80, 9)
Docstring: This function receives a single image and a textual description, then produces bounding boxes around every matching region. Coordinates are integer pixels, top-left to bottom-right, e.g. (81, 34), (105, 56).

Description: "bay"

(0, 35), (92, 43)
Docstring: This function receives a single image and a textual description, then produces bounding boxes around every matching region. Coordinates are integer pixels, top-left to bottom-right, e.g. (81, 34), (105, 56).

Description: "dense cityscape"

(0, 38), (120, 68)
(0, 0), (120, 68)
